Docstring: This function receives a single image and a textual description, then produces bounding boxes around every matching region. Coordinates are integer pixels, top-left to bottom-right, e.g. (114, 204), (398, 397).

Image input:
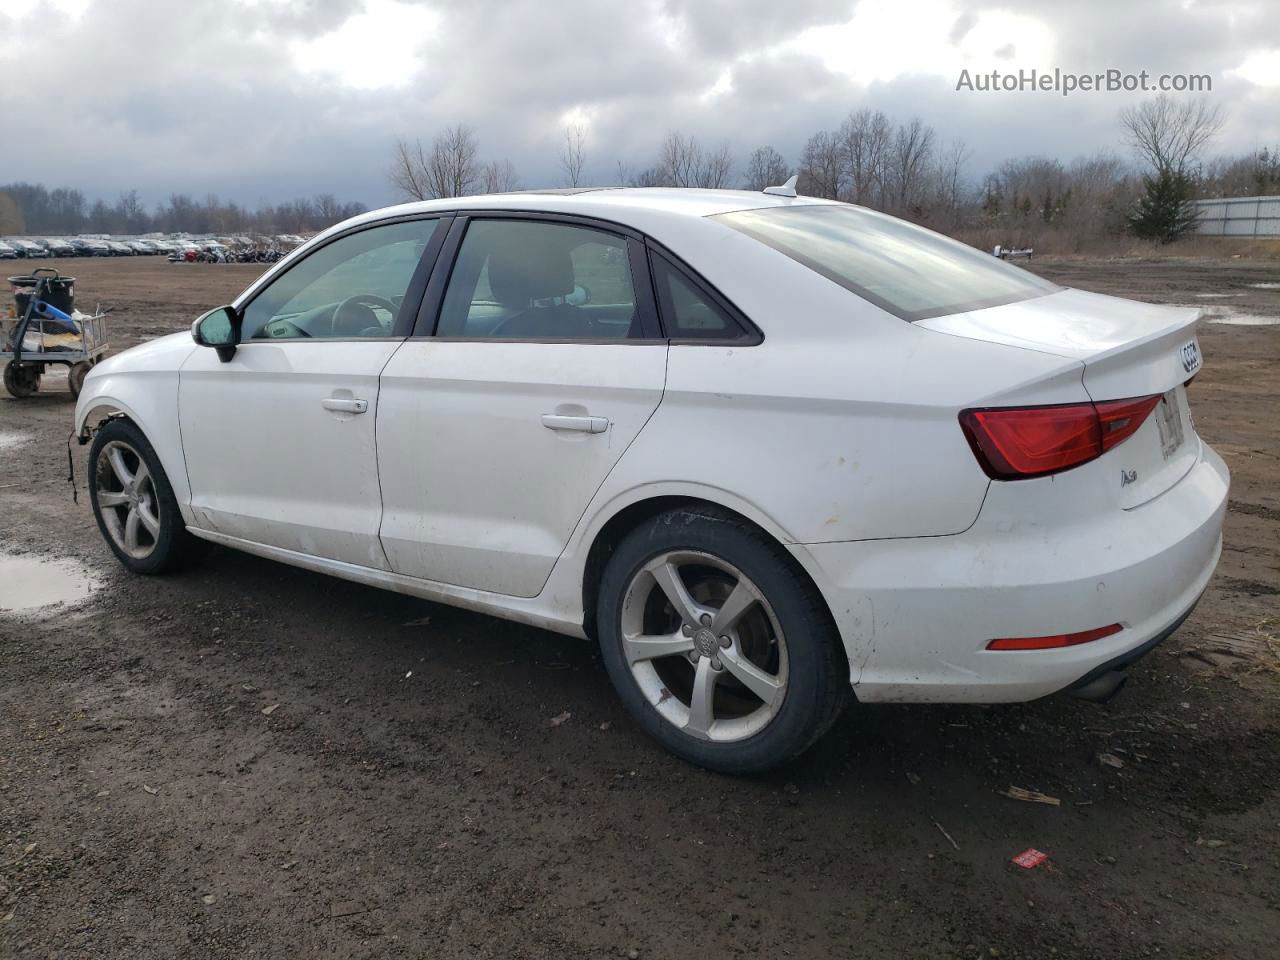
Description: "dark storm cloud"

(656, 0), (853, 57)
(0, 0), (1276, 211)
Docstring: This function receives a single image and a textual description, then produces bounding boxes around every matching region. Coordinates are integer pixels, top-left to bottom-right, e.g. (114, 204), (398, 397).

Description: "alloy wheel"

(94, 441), (162, 560)
(620, 550), (788, 742)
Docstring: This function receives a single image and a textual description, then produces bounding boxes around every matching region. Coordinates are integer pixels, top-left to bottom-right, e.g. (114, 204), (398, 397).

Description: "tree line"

(0, 183), (367, 237)
(5, 95), (1276, 249)
(392, 96), (1277, 250)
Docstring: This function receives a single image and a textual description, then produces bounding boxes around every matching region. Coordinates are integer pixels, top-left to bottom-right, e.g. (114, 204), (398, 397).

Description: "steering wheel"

(333, 294), (398, 337)
(260, 318), (311, 339)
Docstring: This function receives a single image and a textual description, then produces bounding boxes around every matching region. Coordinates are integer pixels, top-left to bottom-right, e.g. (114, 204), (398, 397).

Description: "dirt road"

(2, 256), (1277, 959)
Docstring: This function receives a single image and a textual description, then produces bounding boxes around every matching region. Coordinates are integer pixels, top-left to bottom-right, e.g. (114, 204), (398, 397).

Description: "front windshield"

(713, 204), (1060, 321)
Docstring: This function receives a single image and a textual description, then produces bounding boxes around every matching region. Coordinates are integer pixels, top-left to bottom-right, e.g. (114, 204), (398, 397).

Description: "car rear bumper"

(1062, 591), (1201, 701)
(792, 441), (1229, 703)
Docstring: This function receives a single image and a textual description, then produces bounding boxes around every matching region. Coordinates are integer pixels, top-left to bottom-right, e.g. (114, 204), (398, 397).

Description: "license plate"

(1155, 389), (1185, 460)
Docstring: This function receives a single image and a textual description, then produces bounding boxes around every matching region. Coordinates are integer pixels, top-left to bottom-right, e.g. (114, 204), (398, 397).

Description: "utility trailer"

(2, 269), (108, 400)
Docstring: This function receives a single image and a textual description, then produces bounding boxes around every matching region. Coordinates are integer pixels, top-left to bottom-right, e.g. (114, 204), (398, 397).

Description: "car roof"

(234, 187), (844, 314)
(322, 187), (840, 259)
(366, 186), (836, 220)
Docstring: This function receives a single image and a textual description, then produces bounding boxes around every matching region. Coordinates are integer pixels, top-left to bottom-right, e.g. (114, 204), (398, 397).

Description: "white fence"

(1192, 195), (1280, 237)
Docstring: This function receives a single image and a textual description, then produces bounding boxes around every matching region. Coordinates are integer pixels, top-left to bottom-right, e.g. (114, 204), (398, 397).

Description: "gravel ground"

(1, 255), (1278, 959)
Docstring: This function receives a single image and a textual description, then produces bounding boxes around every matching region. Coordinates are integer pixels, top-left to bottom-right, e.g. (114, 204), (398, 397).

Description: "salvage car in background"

(71, 238), (110, 257)
(73, 187), (1228, 773)
(39, 238), (76, 257)
(11, 239), (50, 258)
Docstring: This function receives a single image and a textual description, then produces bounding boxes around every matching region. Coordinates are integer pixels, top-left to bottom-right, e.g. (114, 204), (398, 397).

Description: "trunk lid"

(920, 288), (1204, 508)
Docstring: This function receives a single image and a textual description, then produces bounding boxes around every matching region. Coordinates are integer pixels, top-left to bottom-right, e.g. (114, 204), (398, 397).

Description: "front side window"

(436, 219), (639, 340)
(713, 204), (1060, 322)
(241, 219), (441, 340)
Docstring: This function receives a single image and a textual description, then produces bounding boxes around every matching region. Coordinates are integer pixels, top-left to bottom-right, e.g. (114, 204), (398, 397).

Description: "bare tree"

(391, 138), (432, 201)
(560, 124), (587, 187)
(1063, 152), (1134, 235)
(743, 145), (790, 191)
(1120, 95), (1224, 176)
(889, 117), (936, 211)
(629, 166), (669, 187)
(0, 191), (26, 234)
(934, 138), (971, 223)
(481, 158), (520, 193)
(428, 125), (481, 198)
(1067, 153), (1129, 199)
(390, 125), (481, 200)
(698, 142), (734, 188)
(866, 113), (895, 207)
(660, 132), (703, 187)
(1202, 146), (1280, 197)
(837, 109), (892, 205)
(799, 130), (842, 199)
(313, 193), (343, 223)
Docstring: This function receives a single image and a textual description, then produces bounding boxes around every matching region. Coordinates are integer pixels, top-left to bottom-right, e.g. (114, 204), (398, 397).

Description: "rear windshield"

(712, 204), (1060, 321)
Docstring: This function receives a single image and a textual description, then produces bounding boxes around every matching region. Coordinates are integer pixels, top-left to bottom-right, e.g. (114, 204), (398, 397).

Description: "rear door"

(179, 216), (447, 567)
(376, 215), (667, 597)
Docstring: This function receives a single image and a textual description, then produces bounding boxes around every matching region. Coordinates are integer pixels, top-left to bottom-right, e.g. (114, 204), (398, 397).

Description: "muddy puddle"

(1189, 304), (1280, 326)
(0, 554), (99, 613)
(0, 431), (30, 451)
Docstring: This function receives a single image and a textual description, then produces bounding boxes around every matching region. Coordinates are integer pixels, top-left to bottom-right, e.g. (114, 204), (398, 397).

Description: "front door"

(178, 217), (445, 568)
(376, 216), (668, 597)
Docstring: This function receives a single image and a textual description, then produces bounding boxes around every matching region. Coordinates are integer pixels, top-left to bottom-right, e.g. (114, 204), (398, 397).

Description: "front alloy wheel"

(88, 418), (204, 574)
(94, 440), (162, 560)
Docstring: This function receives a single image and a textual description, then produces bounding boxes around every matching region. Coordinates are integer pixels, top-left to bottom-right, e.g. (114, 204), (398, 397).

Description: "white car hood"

(89, 330), (199, 378)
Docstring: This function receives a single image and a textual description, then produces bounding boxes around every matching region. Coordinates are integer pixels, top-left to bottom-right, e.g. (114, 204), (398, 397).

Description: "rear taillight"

(1094, 395), (1161, 452)
(960, 395), (1161, 480)
(987, 624), (1122, 651)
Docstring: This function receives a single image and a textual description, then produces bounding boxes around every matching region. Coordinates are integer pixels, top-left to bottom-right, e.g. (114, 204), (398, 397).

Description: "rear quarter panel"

(575, 226), (1092, 545)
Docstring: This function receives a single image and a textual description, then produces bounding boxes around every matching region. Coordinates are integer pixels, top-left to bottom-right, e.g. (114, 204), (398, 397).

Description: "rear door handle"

(541, 414), (609, 434)
(322, 397), (368, 414)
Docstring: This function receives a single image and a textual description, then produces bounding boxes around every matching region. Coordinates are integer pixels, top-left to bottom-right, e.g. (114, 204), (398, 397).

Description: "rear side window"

(713, 204), (1060, 322)
(436, 219), (640, 340)
(650, 255), (749, 341)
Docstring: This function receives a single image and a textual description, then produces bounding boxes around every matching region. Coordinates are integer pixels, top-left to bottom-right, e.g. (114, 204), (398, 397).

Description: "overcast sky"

(2, 0), (1277, 210)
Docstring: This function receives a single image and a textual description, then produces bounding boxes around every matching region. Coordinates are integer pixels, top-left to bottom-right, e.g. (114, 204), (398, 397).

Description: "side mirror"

(191, 306), (241, 363)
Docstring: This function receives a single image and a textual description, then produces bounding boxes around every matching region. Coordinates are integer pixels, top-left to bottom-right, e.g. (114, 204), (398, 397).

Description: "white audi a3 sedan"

(74, 186), (1228, 773)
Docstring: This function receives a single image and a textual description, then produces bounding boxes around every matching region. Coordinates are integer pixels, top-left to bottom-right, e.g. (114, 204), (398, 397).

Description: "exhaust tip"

(1069, 670), (1128, 704)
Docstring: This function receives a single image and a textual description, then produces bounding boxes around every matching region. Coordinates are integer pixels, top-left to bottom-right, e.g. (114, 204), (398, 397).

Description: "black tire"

(68, 361), (91, 399)
(88, 418), (205, 574)
(596, 505), (850, 774)
(3, 361), (40, 398)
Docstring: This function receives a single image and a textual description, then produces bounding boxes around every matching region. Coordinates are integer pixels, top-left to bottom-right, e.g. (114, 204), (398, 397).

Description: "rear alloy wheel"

(598, 507), (849, 773)
(88, 419), (204, 574)
(621, 550), (789, 742)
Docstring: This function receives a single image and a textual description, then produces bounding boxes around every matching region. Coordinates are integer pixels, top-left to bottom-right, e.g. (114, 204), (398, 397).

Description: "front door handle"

(322, 397), (368, 414)
(541, 414), (608, 434)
